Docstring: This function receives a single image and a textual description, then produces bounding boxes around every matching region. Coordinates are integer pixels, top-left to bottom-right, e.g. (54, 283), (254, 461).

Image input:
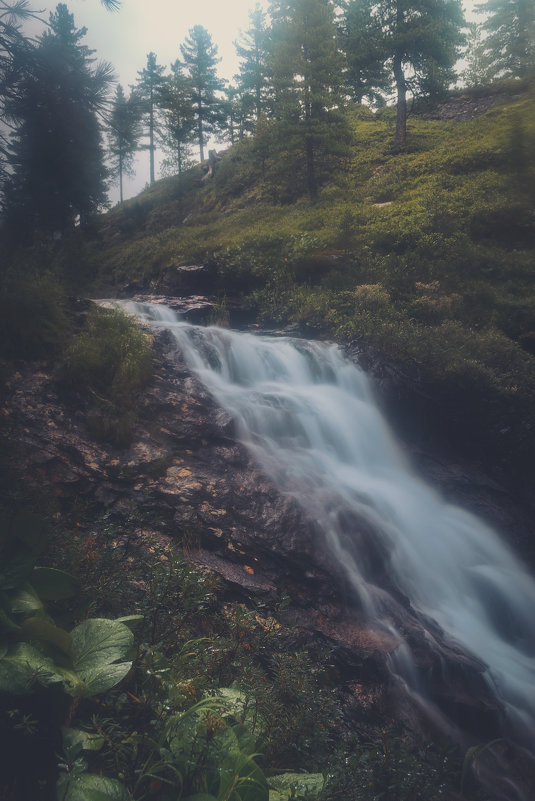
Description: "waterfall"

(123, 301), (535, 748)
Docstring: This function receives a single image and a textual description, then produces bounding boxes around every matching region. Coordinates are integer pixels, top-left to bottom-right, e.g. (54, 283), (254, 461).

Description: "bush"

(60, 306), (153, 446)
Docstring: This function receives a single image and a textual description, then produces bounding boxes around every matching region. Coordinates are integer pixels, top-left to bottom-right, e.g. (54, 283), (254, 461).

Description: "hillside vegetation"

(79, 81), (535, 485)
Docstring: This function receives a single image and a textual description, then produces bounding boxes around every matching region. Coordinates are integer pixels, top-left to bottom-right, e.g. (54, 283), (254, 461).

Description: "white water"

(125, 301), (535, 745)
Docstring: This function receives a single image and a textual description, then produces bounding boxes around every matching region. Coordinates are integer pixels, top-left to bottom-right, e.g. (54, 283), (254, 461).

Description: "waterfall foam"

(123, 300), (535, 749)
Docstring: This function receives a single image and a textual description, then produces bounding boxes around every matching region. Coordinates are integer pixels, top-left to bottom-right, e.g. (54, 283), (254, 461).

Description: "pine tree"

(3, 3), (111, 239)
(234, 3), (270, 125)
(475, 0), (535, 80)
(342, 0), (465, 147)
(134, 51), (165, 185)
(158, 59), (196, 180)
(108, 84), (142, 205)
(461, 22), (495, 87)
(339, 0), (390, 103)
(269, 0), (349, 201)
(0, 0), (35, 192)
(180, 25), (225, 162)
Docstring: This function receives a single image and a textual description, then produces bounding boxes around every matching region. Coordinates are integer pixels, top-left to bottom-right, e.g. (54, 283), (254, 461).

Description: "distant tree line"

(1, 0), (533, 242)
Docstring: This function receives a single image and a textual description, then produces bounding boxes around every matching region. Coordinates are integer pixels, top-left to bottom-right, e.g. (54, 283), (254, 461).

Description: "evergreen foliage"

(234, 3), (271, 126)
(339, 0), (390, 104)
(0, 0), (37, 191)
(180, 25), (225, 163)
(460, 22), (496, 87)
(133, 51), (166, 185)
(108, 85), (142, 205)
(268, 0), (351, 201)
(475, 0), (535, 80)
(158, 60), (196, 182)
(342, 0), (465, 146)
(2, 3), (112, 241)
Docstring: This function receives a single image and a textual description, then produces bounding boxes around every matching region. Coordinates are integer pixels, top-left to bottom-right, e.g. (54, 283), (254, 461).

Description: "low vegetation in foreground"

(0, 505), (471, 801)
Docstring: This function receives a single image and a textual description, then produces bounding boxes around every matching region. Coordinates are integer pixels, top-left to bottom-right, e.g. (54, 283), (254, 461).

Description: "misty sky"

(24, 0), (480, 202)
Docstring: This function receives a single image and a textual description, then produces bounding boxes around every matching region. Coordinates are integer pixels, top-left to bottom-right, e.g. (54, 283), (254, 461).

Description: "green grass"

(59, 306), (153, 447)
(22, 78), (535, 479)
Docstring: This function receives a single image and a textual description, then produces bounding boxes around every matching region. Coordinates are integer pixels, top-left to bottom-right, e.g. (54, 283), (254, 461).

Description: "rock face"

(345, 340), (535, 569)
(4, 321), (535, 789)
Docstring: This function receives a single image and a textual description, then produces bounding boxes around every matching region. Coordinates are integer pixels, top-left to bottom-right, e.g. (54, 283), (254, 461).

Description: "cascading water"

(123, 300), (535, 750)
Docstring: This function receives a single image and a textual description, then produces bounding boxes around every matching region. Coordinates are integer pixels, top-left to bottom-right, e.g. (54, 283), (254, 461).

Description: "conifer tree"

(180, 25), (225, 162)
(0, 0), (36, 192)
(475, 0), (535, 80)
(234, 3), (270, 125)
(3, 3), (111, 239)
(108, 84), (142, 205)
(158, 60), (196, 180)
(338, 0), (390, 103)
(461, 22), (495, 87)
(342, 0), (464, 146)
(269, 0), (349, 201)
(134, 51), (165, 185)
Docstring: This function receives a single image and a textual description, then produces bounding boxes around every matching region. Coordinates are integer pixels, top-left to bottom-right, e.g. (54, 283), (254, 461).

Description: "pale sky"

(24, 0), (479, 202)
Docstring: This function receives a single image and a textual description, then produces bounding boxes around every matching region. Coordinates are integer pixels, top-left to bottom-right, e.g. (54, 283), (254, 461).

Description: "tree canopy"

(3, 3), (112, 240)
(180, 25), (225, 162)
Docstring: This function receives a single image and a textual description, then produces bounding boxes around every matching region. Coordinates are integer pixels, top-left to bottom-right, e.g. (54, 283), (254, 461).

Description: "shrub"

(60, 306), (153, 446)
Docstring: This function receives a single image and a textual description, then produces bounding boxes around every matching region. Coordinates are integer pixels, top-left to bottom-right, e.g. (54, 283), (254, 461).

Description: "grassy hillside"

(81, 80), (535, 486)
(3, 80), (535, 485)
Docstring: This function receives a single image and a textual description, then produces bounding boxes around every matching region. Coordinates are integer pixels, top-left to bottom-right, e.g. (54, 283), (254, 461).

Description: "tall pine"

(180, 25), (225, 162)
(234, 3), (270, 126)
(134, 51), (165, 185)
(108, 84), (142, 205)
(3, 3), (111, 239)
(269, 0), (349, 201)
(475, 0), (535, 80)
(342, 0), (464, 146)
(158, 59), (196, 181)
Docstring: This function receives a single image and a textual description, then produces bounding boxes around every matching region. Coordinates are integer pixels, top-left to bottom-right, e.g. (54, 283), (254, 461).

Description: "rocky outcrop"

(3, 324), (519, 755)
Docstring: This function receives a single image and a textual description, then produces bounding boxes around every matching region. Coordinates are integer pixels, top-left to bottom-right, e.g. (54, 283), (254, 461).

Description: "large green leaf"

(67, 619), (133, 697)
(114, 615), (144, 630)
(32, 567), (81, 600)
(0, 642), (63, 693)
(71, 662), (133, 698)
(9, 583), (44, 618)
(71, 619), (133, 672)
(57, 772), (131, 801)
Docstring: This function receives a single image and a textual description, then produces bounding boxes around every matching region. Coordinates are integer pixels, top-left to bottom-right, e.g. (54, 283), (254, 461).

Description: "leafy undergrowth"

(16, 514), (466, 801)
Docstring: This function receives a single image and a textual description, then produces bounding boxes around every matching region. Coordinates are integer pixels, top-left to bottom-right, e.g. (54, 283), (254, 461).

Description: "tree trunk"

(393, 50), (407, 149)
(306, 134), (318, 202)
(119, 151), (124, 205)
(149, 86), (155, 184)
(198, 99), (204, 163)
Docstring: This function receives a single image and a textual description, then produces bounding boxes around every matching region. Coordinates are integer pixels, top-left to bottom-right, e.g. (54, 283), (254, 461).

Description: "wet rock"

(0, 329), (523, 756)
(152, 264), (216, 296)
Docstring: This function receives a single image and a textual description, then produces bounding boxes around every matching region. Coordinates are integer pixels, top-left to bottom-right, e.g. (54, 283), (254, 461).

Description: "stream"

(123, 300), (535, 753)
